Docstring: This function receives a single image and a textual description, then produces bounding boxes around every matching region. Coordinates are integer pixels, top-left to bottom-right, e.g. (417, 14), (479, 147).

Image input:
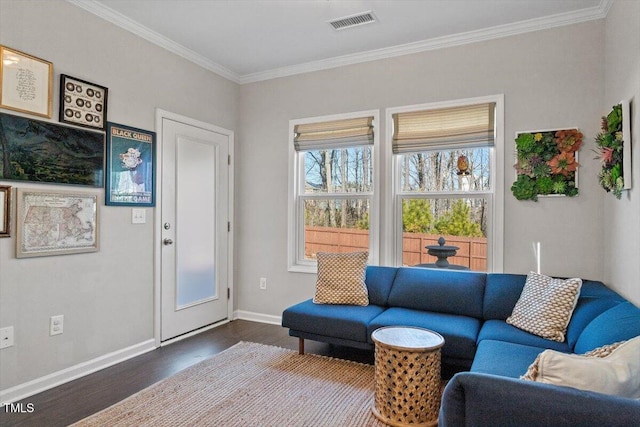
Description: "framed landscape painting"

(0, 112), (104, 186)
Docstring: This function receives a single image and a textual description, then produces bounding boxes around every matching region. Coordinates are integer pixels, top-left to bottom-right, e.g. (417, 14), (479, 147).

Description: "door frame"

(154, 109), (234, 347)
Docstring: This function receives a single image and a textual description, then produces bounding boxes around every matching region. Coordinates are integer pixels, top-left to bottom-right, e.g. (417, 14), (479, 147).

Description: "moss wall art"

(511, 128), (582, 201)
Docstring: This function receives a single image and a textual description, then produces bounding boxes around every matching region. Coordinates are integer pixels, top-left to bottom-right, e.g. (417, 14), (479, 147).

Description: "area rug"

(72, 341), (387, 426)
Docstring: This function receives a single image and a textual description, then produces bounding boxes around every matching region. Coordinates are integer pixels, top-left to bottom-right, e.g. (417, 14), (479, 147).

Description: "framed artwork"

(0, 45), (53, 118)
(0, 185), (10, 238)
(511, 128), (582, 201)
(595, 100), (632, 199)
(105, 122), (156, 206)
(0, 112), (104, 187)
(59, 74), (108, 130)
(16, 188), (99, 258)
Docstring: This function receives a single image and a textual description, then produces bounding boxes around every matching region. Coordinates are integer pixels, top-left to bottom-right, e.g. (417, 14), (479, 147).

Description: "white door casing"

(154, 110), (234, 344)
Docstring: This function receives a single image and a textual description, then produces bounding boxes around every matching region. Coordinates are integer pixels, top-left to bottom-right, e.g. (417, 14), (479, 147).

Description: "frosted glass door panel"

(175, 136), (217, 308)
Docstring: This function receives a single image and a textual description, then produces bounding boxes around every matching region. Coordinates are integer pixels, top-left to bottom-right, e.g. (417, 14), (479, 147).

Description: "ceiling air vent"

(328, 11), (376, 31)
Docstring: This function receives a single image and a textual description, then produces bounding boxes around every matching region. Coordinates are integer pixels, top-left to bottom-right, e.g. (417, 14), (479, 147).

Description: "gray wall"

(236, 20), (612, 317)
(602, 0), (640, 304)
(0, 0), (238, 390)
(1, 0), (639, 396)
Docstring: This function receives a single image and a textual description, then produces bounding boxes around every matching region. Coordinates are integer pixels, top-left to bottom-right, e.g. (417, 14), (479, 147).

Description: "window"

(387, 96), (504, 272)
(289, 111), (379, 272)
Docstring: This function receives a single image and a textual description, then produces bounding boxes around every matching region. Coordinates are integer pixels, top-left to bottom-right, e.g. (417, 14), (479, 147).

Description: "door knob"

(163, 238), (173, 245)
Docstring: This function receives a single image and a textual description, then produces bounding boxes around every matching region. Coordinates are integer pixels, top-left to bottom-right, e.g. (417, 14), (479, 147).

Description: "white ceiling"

(69, 0), (609, 84)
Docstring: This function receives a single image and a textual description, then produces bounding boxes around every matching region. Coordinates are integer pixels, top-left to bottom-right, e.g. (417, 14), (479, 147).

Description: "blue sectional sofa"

(281, 266), (640, 425)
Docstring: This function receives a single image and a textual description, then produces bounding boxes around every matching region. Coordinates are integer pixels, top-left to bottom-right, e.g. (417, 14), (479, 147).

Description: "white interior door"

(159, 114), (231, 341)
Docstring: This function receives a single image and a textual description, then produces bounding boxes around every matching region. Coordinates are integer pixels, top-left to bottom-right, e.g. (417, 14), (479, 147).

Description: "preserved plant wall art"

(595, 101), (631, 199)
(511, 128), (582, 201)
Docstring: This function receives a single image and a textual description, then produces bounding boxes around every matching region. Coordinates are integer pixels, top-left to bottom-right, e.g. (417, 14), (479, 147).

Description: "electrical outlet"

(259, 277), (267, 290)
(0, 326), (14, 349)
(50, 315), (64, 336)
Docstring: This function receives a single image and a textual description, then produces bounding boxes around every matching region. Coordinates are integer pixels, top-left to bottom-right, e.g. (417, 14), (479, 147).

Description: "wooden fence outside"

(305, 226), (487, 271)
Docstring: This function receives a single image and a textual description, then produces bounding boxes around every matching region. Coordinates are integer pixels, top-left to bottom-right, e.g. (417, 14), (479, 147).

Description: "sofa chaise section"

(282, 265), (397, 353)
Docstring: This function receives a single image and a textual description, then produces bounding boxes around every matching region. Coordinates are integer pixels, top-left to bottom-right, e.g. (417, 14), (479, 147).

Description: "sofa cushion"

(313, 251), (369, 306)
(387, 267), (485, 319)
(574, 302), (640, 354)
(471, 339), (550, 378)
(477, 320), (571, 352)
(281, 299), (385, 343)
(506, 272), (581, 342)
(482, 276), (621, 321)
(528, 336), (640, 398)
(579, 279), (624, 300)
(483, 273), (527, 320)
(368, 307), (481, 362)
(566, 297), (622, 349)
(365, 265), (398, 307)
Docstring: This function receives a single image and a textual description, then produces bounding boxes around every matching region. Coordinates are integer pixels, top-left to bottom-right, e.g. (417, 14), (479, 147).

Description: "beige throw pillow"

(313, 252), (369, 306)
(521, 340), (625, 381)
(507, 272), (582, 342)
(522, 336), (640, 398)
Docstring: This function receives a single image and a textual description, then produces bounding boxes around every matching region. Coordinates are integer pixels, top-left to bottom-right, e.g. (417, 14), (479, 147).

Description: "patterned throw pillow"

(507, 272), (582, 342)
(313, 251), (369, 306)
(521, 340), (625, 381)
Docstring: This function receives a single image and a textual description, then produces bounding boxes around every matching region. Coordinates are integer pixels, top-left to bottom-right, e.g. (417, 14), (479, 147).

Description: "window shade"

(392, 103), (495, 154)
(294, 117), (373, 151)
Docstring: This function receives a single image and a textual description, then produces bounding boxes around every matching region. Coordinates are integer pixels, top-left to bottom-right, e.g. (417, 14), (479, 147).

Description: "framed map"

(16, 188), (99, 258)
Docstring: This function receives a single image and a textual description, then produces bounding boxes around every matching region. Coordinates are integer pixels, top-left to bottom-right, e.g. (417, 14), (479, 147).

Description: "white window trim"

(288, 109), (380, 273)
(384, 95), (504, 272)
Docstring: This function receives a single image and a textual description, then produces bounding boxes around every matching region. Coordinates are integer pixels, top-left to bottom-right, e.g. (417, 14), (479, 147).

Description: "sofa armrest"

(439, 372), (640, 427)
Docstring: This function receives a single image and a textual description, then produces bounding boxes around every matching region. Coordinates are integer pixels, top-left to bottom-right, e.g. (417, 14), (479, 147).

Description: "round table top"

(371, 326), (444, 351)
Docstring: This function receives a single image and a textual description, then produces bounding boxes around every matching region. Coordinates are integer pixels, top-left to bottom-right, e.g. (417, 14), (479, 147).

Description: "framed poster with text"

(0, 45), (53, 118)
(105, 122), (155, 206)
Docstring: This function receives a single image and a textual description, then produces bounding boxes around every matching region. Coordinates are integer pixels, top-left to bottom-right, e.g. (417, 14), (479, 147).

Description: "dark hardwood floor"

(0, 320), (375, 427)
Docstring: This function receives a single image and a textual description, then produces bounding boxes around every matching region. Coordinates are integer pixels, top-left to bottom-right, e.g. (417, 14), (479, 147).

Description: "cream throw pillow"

(507, 272), (582, 342)
(521, 340), (625, 381)
(524, 336), (640, 398)
(313, 251), (369, 306)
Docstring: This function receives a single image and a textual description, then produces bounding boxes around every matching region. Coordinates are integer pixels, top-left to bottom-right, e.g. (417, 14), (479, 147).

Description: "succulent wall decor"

(595, 101), (631, 199)
(511, 128), (582, 201)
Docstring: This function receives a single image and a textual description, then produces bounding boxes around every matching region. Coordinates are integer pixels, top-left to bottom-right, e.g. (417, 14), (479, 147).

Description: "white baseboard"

(234, 310), (282, 325)
(0, 339), (156, 404)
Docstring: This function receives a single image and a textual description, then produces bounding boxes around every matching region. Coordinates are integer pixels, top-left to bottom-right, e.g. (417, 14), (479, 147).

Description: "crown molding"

(67, 0), (612, 85)
(239, 0), (612, 84)
(66, 0), (241, 83)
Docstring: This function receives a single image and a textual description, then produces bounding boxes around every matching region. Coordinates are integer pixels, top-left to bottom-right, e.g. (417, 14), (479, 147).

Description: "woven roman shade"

(392, 103), (495, 154)
(294, 116), (374, 151)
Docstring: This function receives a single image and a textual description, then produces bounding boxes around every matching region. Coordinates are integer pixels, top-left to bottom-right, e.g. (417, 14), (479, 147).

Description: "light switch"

(132, 208), (146, 224)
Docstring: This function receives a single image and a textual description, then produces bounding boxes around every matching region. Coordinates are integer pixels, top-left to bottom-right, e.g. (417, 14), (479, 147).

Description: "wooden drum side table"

(371, 326), (445, 427)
